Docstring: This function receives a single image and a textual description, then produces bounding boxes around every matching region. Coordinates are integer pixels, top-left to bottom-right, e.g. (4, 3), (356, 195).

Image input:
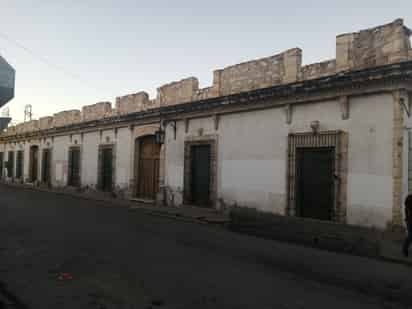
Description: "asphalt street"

(0, 184), (409, 308)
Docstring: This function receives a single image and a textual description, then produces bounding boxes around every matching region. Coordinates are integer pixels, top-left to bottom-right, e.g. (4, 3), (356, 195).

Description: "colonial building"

(1, 19), (412, 230)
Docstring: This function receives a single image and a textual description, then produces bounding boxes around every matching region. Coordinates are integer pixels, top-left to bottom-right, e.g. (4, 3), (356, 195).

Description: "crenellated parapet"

(53, 110), (81, 128)
(82, 101), (112, 121)
(336, 18), (411, 72)
(2, 18), (411, 138)
(115, 91), (155, 115)
(39, 116), (54, 130)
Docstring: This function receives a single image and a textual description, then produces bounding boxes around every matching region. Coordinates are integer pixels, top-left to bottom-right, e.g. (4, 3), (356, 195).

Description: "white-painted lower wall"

(165, 93), (394, 229)
(81, 132), (99, 188)
(115, 127), (132, 191)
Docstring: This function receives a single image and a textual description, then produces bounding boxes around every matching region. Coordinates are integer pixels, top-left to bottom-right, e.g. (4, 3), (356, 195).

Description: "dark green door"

(16, 151), (23, 179)
(68, 148), (80, 187)
(42, 149), (51, 184)
(101, 147), (113, 192)
(190, 145), (211, 207)
(296, 147), (334, 221)
(8, 151), (14, 178)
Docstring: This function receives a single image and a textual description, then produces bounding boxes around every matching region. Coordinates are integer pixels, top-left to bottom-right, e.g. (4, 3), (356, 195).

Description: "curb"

(1, 182), (226, 226)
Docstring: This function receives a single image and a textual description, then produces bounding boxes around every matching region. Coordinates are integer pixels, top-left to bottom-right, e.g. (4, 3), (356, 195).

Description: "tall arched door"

(136, 136), (160, 200)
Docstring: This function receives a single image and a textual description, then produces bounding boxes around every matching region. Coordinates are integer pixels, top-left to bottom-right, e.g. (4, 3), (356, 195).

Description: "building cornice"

(1, 60), (412, 143)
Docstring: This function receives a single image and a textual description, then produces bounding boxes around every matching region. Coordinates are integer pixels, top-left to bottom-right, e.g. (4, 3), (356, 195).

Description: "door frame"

(183, 135), (217, 207)
(16, 150), (24, 180)
(7, 150), (15, 179)
(29, 145), (39, 182)
(287, 130), (348, 223)
(97, 144), (116, 192)
(134, 135), (160, 199)
(41, 148), (52, 185)
(67, 146), (81, 187)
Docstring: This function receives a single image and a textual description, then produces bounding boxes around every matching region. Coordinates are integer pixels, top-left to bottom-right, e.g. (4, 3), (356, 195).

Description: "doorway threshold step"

(130, 198), (155, 204)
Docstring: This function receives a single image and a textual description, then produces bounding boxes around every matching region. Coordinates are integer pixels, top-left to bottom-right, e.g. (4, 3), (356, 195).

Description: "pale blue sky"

(0, 0), (411, 122)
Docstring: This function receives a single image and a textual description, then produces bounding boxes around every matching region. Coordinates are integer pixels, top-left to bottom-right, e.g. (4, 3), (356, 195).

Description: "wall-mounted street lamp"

(155, 127), (165, 144)
(155, 119), (177, 145)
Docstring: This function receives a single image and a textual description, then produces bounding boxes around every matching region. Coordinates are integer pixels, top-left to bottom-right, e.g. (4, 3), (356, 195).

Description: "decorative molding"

(399, 89), (411, 118)
(184, 118), (189, 133)
(213, 114), (220, 131)
(392, 90), (404, 227)
(2, 62), (412, 144)
(287, 130), (348, 223)
(285, 104), (292, 124)
(340, 96), (350, 120)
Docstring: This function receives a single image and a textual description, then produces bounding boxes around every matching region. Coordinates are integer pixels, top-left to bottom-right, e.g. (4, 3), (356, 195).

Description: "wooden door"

(68, 147), (80, 187)
(296, 147), (334, 221)
(137, 136), (160, 199)
(190, 145), (211, 207)
(101, 147), (113, 192)
(42, 149), (51, 184)
(29, 146), (38, 182)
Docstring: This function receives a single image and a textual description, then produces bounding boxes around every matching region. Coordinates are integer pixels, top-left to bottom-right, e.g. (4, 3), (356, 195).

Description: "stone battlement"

(2, 19), (411, 136)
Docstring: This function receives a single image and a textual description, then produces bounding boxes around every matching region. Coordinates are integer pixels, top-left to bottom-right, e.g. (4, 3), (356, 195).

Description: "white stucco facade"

(1, 19), (411, 231)
(165, 93), (394, 229)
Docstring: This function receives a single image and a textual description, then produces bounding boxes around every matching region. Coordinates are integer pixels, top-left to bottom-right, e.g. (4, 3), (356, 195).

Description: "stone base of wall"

(229, 206), (384, 258)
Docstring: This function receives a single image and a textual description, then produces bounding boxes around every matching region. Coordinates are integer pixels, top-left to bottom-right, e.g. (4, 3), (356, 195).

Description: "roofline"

(2, 60), (412, 141)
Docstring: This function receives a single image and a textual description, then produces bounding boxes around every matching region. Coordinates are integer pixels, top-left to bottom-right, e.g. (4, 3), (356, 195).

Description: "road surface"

(0, 184), (408, 308)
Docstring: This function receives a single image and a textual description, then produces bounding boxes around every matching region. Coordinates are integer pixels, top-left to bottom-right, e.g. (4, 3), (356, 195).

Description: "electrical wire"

(0, 31), (104, 92)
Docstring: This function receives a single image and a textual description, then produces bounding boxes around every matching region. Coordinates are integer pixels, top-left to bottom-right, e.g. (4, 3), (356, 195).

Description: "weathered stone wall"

(158, 77), (199, 106)
(39, 116), (54, 130)
(336, 19), (411, 71)
(15, 123), (25, 135)
(301, 60), (337, 80)
(53, 110), (81, 128)
(115, 92), (149, 114)
(217, 48), (302, 96)
(23, 120), (39, 132)
(193, 86), (219, 101)
(82, 102), (112, 122)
